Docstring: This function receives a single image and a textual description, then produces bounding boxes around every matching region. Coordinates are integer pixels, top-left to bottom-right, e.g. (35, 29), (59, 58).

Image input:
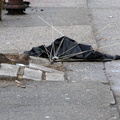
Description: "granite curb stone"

(23, 67), (43, 81)
(0, 63), (19, 78)
(28, 63), (65, 81)
(29, 63), (58, 73)
(0, 57), (65, 81)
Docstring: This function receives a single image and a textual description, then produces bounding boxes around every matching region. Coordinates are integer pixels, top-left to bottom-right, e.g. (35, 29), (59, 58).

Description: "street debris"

(40, 9), (44, 11)
(16, 63), (26, 67)
(24, 36), (120, 62)
(15, 80), (26, 88)
(71, 80), (77, 83)
(15, 80), (22, 85)
(108, 16), (113, 18)
(65, 97), (70, 100)
(45, 116), (50, 119)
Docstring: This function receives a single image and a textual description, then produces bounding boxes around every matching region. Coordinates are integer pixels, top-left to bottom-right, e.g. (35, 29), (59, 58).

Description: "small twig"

(15, 80), (22, 85)
(15, 80), (26, 88)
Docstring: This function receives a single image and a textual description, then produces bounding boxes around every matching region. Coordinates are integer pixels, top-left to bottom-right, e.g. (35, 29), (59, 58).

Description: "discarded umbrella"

(24, 36), (120, 62)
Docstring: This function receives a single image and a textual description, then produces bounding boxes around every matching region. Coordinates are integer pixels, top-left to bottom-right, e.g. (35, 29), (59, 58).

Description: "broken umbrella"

(24, 36), (120, 62)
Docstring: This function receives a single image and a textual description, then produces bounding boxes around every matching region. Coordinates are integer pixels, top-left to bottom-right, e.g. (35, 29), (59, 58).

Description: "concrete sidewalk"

(0, 0), (120, 119)
(88, 0), (120, 115)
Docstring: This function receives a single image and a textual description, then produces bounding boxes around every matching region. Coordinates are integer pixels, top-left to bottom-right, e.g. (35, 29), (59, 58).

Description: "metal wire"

(38, 16), (64, 36)
(37, 16), (119, 62)
(54, 37), (64, 56)
(55, 58), (101, 62)
(50, 24), (55, 60)
(58, 44), (79, 57)
(59, 49), (94, 60)
(56, 42), (120, 61)
(43, 45), (51, 60)
(58, 24), (111, 58)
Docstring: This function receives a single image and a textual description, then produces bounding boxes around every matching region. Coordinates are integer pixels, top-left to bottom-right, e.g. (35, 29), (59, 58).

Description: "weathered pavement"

(88, 0), (120, 115)
(0, 0), (120, 120)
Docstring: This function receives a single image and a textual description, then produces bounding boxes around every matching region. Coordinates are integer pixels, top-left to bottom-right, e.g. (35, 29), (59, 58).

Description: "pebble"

(45, 116), (50, 119)
(71, 80), (76, 83)
(6, 42), (10, 45)
(17, 95), (20, 97)
(16, 64), (26, 67)
(86, 89), (90, 92)
(110, 117), (117, 120)
(65, 97), (70, 100)
(108, 16), (113, 18)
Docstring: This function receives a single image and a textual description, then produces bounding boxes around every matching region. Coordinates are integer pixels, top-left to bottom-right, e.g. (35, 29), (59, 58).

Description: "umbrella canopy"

(24, 36), (120, 62)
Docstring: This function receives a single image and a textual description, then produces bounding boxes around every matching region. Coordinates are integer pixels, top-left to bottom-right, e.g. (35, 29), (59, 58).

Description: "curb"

(0, 57), (65, 81)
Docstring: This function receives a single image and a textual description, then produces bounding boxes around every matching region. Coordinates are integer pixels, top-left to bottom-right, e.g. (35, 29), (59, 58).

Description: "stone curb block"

(29, 63), (58, 72)
(0, 63), (19, 78)
(23, 68), (43, 81)
(29, 63), (65, 81)
(0, 61), (65, 81)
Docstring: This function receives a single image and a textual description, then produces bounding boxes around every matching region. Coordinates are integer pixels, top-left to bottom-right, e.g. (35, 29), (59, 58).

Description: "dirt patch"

(47, 64), (66, 72)
(0, 53), (12, 64)
(0, 53), (66, 71)
(0, 53), (29, 65)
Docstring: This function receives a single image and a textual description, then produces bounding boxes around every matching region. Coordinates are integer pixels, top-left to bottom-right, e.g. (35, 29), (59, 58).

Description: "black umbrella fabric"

(24, 36), (120, 62)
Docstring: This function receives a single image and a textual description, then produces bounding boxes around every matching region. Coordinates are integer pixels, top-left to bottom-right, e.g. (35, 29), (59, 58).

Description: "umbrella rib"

(43, 41), (120, 62)
(38, 16), (64, 36)
(59, 49), (94, 60)
(54, 37), (64, 56)
(50, 42), (55, 60)
(59, 42), (120, 60)
(52, 23), (56, 56)
(43, 45), (51, 60)
(58, 24), (111, 58)
(50, 24), (55, 60)
(37, 48), (46, 57)
(55, 58), (101, 62)
(58, 44), (79, 57)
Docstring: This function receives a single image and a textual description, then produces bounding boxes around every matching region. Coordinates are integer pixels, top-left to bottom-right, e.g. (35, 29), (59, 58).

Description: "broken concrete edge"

(0, 63), (65, 81)
(104, 61), (119, 105)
